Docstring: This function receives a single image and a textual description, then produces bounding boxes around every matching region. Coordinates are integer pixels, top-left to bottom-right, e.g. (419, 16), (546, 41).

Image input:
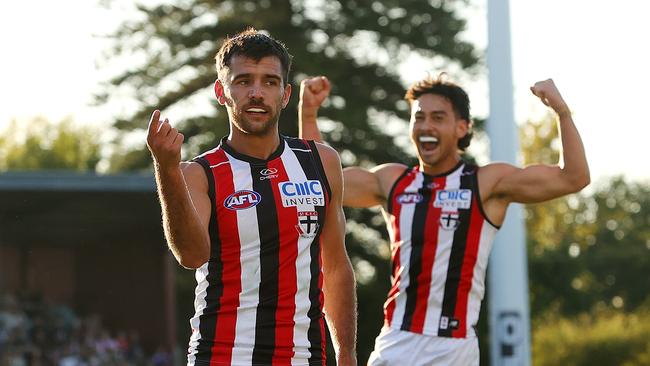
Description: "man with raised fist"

(299, 74), (589, 365)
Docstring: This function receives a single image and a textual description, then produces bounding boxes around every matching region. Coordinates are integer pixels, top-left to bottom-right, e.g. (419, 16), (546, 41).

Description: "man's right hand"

(299, 76), (331, 111)
(146, 110), (184, 169)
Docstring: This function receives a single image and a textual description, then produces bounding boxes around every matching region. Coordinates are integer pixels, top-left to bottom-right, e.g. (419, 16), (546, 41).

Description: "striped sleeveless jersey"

(383, 161), (499, 338)
(188, 136), (330, 366)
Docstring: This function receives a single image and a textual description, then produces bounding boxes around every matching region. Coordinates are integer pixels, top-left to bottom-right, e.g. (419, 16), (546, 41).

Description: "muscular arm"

(147, 110), (211, 269)
(343, 164), (407, 208)
(316, 143), (357, 366)
(485, 79), (590, 205)
(299, 76), (405, 209)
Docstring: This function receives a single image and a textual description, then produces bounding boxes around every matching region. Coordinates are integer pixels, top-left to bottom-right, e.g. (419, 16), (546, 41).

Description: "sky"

(1, 0), (649, 183)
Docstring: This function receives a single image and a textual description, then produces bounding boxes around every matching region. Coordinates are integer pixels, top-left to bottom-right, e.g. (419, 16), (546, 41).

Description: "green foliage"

(0, 117), (100, 171)
(532, 306), (650, 366)
(98, 0), (479, 171)
(527, 175), (650, 317)
(522, 115), (650, 316)
(106, 145), (154, 174)
(343, 209), (392, 362)
(521, 115), (650, 364)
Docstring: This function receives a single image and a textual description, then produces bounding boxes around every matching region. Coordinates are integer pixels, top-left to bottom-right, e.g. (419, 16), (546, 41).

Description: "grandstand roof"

(0, 170), (161, 245)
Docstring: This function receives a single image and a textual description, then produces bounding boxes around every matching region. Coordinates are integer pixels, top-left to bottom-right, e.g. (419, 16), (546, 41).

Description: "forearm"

(155, 164), (210, 268)
(323, 262), (357, 364)
(298, 102), (324, 142)
(556, 112), (590, 189)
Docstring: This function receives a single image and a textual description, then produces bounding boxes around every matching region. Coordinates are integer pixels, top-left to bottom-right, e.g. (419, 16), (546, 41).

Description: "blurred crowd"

(0, 293), (172, 366)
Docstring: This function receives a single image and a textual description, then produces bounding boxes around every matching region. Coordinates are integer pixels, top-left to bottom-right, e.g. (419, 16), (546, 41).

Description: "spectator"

(0, 292), (163, 366)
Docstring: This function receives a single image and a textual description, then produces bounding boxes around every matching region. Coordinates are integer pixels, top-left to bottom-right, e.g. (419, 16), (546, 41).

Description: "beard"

(228, 98), (282, 136)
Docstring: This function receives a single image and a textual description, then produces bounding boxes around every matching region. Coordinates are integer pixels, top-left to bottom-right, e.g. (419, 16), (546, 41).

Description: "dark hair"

(405, 74), (473, 151)
(215, 27), (293, 85)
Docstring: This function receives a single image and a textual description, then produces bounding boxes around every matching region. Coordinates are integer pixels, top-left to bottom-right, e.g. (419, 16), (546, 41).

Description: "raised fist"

(530, 79), (570, 116)
(300, 76), (331, 110)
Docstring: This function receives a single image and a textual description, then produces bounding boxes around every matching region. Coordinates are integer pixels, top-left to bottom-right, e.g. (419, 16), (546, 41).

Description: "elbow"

(567, 170), (591, 193)
(576, 167), (591, 190)
(324, 261), (357, 289)
(559, 162), (590, 193)
(179, 258), (206, 270)
(179, 260), (200, 270)
(166, 234), (210, 269)
(579, 173), (591, 190)
(175, 252), (208, 270)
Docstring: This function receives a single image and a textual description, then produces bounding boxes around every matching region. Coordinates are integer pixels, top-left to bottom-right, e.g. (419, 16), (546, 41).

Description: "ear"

(456, 118), (469, 139)
(214, 80), (227, 105)
(281, 83), (292, 109)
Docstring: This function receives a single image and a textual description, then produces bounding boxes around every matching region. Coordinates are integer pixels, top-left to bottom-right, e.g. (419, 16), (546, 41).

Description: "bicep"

(342, 167), (384, 208)
(493, 163), (575, 204)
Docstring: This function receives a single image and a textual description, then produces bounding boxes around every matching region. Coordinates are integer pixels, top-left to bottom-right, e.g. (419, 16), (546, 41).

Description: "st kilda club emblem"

(296, 211), (319, 238)
(439, 211), (460, 231)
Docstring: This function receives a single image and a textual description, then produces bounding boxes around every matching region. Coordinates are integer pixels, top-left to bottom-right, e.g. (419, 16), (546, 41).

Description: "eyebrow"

(414, 110), (447, 116)
(232, 73), (283, 82)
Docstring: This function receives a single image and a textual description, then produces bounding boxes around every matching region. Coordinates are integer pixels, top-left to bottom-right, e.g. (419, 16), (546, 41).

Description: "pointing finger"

(147, 110), (161, 137)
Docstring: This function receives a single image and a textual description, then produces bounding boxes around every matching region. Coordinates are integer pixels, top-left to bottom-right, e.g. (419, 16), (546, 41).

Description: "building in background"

(0, 171), (176, 357)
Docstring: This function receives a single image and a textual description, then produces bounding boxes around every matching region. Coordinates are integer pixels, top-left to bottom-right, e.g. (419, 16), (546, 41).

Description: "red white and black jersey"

(187, 136), (331, 366)
(383, 162), (499, 339)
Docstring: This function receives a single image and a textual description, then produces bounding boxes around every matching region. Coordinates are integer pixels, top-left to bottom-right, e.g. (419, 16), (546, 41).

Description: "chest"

(214, 167), (328, 244)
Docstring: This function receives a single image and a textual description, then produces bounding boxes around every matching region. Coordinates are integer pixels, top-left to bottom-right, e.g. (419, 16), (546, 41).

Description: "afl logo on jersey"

(396, 192), (423, 204)
(224, 190), (261, 210)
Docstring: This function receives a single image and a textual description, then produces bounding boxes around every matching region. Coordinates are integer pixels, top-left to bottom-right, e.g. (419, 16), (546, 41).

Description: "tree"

(0, 116), (100, 171)
(521, 115), (650, 317)
(532, 306), (650, 366)
(521, 115), (650, 364)
(99, 1), (480, 362)
(98, 0), (478, 170)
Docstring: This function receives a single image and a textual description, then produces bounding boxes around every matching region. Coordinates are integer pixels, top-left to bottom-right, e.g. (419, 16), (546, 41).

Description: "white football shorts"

(367, 326), (479, 366)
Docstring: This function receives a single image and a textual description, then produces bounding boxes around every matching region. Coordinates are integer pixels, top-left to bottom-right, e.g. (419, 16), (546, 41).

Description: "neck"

(226, 130), (281, 160)
(419, 154), (462, 175)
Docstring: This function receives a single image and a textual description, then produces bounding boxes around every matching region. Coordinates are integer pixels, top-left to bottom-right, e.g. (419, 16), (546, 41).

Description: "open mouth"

(244, 106), (269, 116)
(244, 104), (269, 117)
(418, 135), (439, 151)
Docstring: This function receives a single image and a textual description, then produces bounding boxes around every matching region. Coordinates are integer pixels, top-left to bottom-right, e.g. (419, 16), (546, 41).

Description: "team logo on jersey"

(427, 181), (443, 189)
(295, 211), (319, 238)
(223, 190), (261, 210)
(279, 180), (325, 207)
(433, 189), (472, 209)
(259, 168), (278, 180)
(396, 192), (423, 204)
(439, 211), (460, 231)
(439, 316), (460, 330)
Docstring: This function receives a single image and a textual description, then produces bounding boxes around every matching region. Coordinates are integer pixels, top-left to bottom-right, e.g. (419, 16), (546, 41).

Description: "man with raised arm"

(146, 29), (357, 366)
(299, 74), (589, 365)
